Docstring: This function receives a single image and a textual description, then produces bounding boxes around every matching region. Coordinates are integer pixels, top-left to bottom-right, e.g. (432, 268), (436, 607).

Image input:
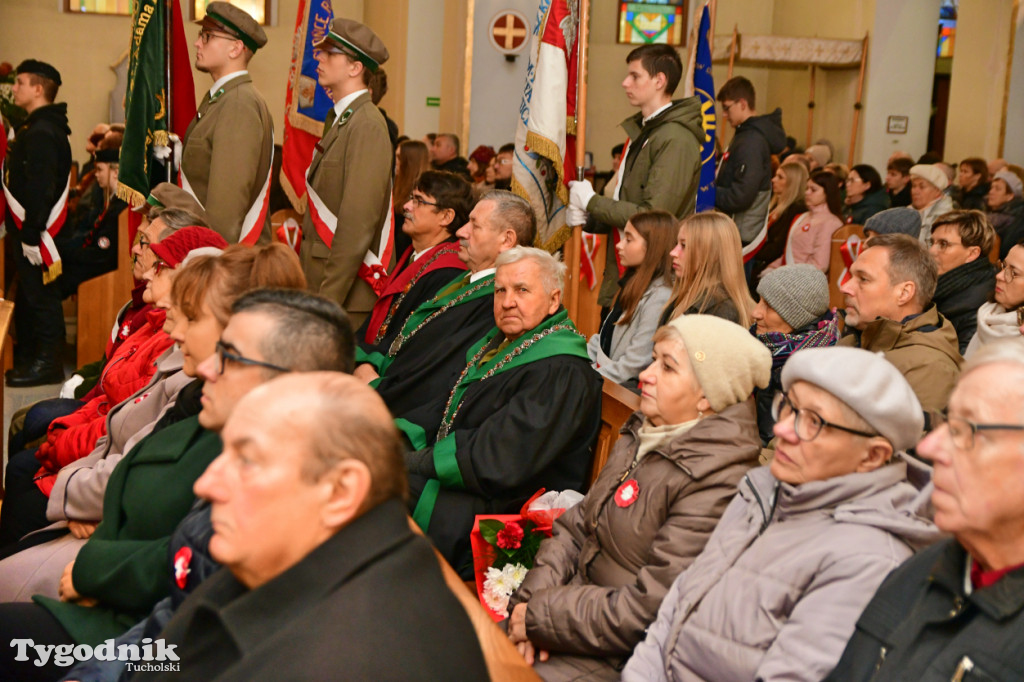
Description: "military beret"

(133, 182), (209, 225)
(16, 59), (61, 86)
(197, 2), (267, 52)
(314, 18), (389, 72)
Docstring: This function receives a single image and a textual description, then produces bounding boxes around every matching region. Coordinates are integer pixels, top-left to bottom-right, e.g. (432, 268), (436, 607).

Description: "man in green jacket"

(567, 43), (704, 307)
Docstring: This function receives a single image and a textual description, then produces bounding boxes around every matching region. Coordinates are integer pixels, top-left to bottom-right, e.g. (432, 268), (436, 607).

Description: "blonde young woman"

(587, 210), (676, 386)
(750, 161), (809, 285)
(661, 211), (754, 327)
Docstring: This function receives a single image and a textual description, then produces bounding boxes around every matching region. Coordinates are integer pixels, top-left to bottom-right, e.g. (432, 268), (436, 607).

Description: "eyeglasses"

(153, 259), (171, 275)
(197, 29), (239, 45)
(720, 101), (736, 114)
(998, 260), (1021, 283)
(407, 193), (439, 208)
(214, 341), (290, 376)
(771, 392), (878, 442)
(932, 412), (1024, 450)
(928, 237), (962, 251)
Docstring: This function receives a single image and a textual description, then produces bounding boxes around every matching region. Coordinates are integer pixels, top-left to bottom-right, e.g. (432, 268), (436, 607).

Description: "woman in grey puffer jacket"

(622, 346), (943, 682)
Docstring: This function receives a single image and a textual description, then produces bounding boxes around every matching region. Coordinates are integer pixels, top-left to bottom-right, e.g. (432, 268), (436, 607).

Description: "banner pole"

(848, 32), (869, 166)
(164, 0), (174, 182)
(566, 0), (590, 322)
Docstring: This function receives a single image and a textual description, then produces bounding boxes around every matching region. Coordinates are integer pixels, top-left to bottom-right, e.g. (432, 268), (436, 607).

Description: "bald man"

(138, 374), (488, 680)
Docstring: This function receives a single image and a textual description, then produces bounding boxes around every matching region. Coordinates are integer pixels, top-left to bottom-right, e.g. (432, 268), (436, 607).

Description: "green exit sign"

(426, 97), (441, 107)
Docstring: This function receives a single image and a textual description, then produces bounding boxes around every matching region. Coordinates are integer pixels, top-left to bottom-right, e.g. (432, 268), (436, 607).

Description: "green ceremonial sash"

(410, 309), (589, 532)
(372, 272), (494, 377)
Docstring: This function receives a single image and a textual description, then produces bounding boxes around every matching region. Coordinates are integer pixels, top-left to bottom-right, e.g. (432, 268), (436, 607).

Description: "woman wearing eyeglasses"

(0, 227), (229, 556)
(965, 240), (1024, 358)
(0, 242), (305, 608)
(509, 315), (769, 680)
(623, 346), (940, 682)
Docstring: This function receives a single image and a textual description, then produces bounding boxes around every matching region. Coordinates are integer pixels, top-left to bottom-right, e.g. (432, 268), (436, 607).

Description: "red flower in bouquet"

(496, 521), (525, 549)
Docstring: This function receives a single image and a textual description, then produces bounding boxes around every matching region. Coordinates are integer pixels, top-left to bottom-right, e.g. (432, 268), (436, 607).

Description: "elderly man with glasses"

(623, 346), (940, 682)
(826, 340), (1024, 680)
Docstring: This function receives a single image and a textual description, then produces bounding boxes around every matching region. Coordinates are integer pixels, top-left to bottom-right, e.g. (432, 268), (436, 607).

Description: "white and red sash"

(2, 164), (69, 277)
(304, 161), (394, 295)
(178, 153), (272, 246)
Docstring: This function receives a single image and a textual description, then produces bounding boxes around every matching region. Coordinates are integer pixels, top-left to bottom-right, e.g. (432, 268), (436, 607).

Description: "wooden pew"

(827, 223), (865, 310)
(589, 378), (641, 488)
(76, 208), (134, 367)
(409, 518), (542, 682)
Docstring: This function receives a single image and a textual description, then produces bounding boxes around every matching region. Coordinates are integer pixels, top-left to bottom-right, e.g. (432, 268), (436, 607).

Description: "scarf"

(967, 301), (1022, 357)
(755, 310), (841, 372)
(933, 258), (995, 303)
(634, 417), (699, 464)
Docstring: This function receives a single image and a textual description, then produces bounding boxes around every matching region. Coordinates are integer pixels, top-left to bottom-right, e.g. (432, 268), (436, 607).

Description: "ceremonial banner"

(511, 0), (579, 253)
(118, 0), (195, 207)
(690, 3), (716, 212)
(281, 0), (335, 213)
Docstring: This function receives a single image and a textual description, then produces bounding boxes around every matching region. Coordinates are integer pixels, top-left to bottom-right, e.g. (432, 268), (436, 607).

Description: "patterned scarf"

(755, 310), (841, 371)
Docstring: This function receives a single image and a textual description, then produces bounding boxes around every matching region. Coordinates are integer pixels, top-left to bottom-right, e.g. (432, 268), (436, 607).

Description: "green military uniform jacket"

(181, 72), (274, 244)
(300, 91), (393, 320)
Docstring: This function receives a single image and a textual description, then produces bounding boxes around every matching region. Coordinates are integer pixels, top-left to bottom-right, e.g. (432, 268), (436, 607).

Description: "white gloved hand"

(566, 205), (589, 227)
(60, 374), (85, 399)
(568, 180), (596, 211)
(21, 243), (43, 266)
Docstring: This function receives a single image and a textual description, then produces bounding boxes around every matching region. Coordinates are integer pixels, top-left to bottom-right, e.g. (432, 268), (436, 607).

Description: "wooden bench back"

(77, 208), (134, 366)
(827, 223), (865, 310)
(589, 378), (640, 487)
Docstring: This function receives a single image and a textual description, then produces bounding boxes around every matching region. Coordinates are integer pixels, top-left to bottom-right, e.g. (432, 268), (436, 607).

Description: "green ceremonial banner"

(118, 0), (168, 207)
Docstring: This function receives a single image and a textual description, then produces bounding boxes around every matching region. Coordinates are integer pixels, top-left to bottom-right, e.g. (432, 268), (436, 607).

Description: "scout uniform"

(181, 2), (273, 245)
(3, 60), (72, 387)
(300, 18), (394, 326)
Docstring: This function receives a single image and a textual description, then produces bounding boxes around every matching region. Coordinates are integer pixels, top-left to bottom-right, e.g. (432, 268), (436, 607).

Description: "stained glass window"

(618, 1), (687, 46)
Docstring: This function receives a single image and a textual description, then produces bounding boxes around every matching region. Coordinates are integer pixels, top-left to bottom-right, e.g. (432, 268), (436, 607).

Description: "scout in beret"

(5, 58), (72, 386)
(300, 18), (392, 325)
(183, 1), (274, 244)
(195, 1), (267, 53)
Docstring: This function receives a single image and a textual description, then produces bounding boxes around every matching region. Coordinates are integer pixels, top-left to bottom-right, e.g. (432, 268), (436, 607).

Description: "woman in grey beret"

(623, 346), (940, 682)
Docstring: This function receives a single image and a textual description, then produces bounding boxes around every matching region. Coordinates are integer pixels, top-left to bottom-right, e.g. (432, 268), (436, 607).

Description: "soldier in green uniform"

(182, 2), (273, 245)
(301, 18), (393, 327)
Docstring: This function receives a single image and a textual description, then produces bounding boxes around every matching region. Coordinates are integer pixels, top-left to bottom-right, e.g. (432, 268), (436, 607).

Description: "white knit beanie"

(665, 315), (771, 412)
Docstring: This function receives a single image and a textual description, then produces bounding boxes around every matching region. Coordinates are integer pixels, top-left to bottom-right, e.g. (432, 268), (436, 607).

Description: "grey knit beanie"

(757, 265), (830, 330)
(864, 207), (922, 238)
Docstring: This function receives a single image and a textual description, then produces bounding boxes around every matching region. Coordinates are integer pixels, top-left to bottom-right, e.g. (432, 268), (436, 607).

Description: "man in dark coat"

(140, 373), (487, 681)
(57, 141), (128, 298)
(928, 210), (996, 353)
(356, 170), (472, 352)
(3, 59), (72, 387)
(826, 342), (1024, 681)
(401, 247), (602, 578)
(715, 76), (787, 246)
(431, 133), (473, 180)
(354, 190), (534, 422)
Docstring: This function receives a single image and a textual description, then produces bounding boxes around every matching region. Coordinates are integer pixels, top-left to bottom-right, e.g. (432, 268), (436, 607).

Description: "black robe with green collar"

(400, 309), (603, 578)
